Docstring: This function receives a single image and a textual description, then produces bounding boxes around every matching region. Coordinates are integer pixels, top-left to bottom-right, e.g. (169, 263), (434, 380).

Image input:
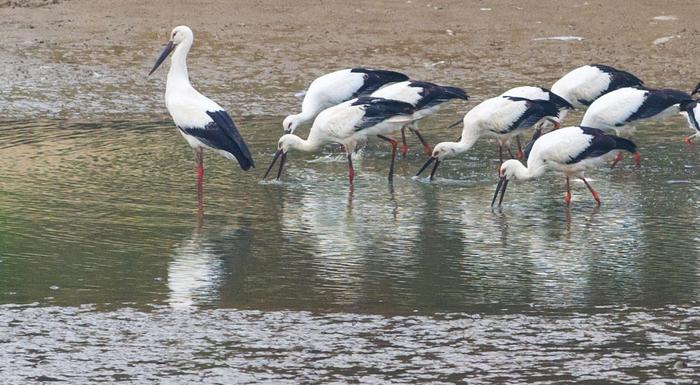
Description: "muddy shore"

(0, 0), (697, 120)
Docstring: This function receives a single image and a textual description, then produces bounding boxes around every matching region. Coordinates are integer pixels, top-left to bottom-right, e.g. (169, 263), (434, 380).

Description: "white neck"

(455, 122), (482, 153)
(292, 108), (317, 127)
(505, 159), (547, 180)
(167, 39), (193, 88)
(286, 134), (324, 153)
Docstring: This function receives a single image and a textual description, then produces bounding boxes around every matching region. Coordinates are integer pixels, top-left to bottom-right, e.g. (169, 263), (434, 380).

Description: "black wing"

(592, 64), (644, 93)
(504, 97), (560, 132)
(351, 96), (415, 131)
(543, 88), (574, 110)
(410, 81), (468, 110)
(626, 89), (692, 123)
(351, 68), (409, 97)
(567, 127), (637, 164)
(179, 110), (255, 171)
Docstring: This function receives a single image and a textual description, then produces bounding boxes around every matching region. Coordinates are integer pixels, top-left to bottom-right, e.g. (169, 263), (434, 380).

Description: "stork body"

(283, 68), (409, 133)
(581, 87), (699, 140)
(551, 64), (644, 120)
(493, 126), (639, 207)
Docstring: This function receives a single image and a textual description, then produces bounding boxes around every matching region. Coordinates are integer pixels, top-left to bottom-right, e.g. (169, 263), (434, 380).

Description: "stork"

(149, 26), (254, 191)
(492, 126), (640, 207)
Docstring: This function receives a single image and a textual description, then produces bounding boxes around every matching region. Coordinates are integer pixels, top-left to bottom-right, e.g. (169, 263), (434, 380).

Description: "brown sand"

(0, 0), (697, 120)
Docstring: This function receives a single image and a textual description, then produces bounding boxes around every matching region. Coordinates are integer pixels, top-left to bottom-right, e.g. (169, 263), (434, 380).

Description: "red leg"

(194, 148), (204, 192)
(580, 177), (601, 206)
(347, 152), (355, 184)
(610, 152), (624, 169)
(515, 136), (524, 159)
(633, 152), (641, 167)
(565, 176), (572, 206)
(409, 126), (432, 156)
(400, 127), (408, 159)
(377, 135), (398, 181)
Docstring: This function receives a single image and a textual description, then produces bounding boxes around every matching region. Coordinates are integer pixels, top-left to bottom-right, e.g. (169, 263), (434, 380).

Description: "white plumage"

(493, 126), (640, 207)
(581, 87), (695, 138)
(283, 68), (408, 133)
(550, 64), (643, 110)
(266, 97), (416, 183)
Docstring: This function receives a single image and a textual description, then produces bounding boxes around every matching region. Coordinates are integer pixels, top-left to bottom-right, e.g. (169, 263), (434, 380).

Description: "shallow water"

(2, 115), (700, 383)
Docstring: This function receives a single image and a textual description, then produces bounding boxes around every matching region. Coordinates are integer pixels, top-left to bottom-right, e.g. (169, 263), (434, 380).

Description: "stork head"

(149, 25), (193, 76)
(262, 134), (305, 180)
(282, 115), (301, 134)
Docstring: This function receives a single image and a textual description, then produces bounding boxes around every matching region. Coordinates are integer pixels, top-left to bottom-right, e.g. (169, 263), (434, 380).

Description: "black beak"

(148, 41), (175, 76)
(491, 176), (509, 207)
(416, 157), (440, 180)
(263, 149), (286, 180)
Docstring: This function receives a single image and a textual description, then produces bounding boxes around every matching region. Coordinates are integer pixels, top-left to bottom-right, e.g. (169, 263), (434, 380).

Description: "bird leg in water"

(347, 152), (355, 184)
(408, 126), (433, 156)
(194, 148), (204, 192)
(685, 133), (698, 144)
(580, 177), (601, 206)
(400, 126), (409, 159)
(565, 176), (572, 206)
(377, 135), (398, 182)
(610, 152), (624, 169)
(515, 136), (524, 159)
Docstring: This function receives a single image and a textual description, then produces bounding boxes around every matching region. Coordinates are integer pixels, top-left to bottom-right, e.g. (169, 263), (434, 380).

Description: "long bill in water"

(416, 157), (441, 181)
(263, 150), (287, 180)
(491, 176), (509, 207)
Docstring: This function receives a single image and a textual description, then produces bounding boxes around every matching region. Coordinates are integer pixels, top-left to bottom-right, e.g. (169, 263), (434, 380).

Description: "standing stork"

(492, 126), (640, 207)
(265, 97), (415, 183)
(551, 64), (644, 119)
(370, 80), (468, 158)
(581, 87), (699, 163)
(283, 68), (409, 133)
(149, 26), (254, 191)
(415, 96), (560, 180)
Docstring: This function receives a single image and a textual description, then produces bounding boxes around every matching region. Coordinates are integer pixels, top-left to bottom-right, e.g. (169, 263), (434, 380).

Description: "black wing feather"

(351, 68), (409, 97)
(626, 89), (692, 123)
(179, 110), (254, 170)
(409, 81), (469, 110)
(503, 97), (560, 132)
(567, 127), (637, 164)
(351, 96), (415, 131)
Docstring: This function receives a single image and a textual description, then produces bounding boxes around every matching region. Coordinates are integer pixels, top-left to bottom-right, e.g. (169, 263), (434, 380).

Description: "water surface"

(1, 116), (700, 383)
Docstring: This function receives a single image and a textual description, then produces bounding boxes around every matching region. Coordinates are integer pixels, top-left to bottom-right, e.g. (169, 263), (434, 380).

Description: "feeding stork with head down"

(149, 26), (254, 191)
(265, 96), (415, 184)
(492, 126), (640, 207)
(415, 96), (561, 180)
